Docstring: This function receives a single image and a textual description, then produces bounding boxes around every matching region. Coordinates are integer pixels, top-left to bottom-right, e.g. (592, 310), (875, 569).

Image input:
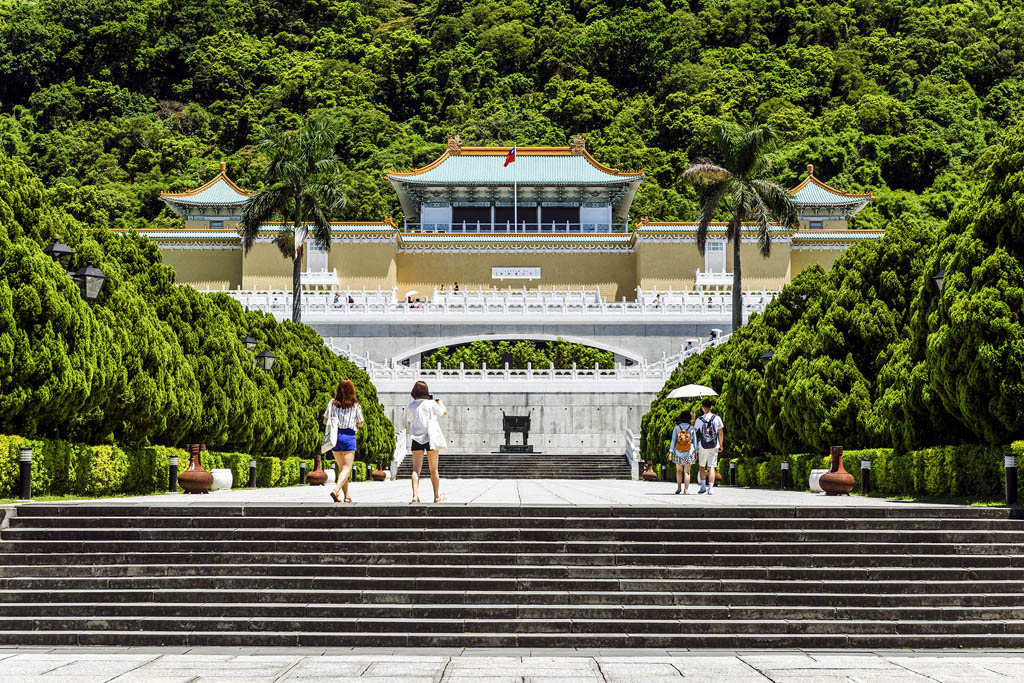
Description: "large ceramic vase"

(307, 454), (328, 486)
(371, 461), (387, 482)
(819, 445), (855, 496)
(641, 462), (658, 481)
(178, 443), (213, 494)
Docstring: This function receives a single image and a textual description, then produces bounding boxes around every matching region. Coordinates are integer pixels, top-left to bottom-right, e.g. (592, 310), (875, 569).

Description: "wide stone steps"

(394, 453), (631, 479)
(1, 503), (1022, 647)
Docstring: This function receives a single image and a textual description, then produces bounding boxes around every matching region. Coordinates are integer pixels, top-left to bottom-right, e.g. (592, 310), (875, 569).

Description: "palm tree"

(682, 122), (798, 330)
(241, 117), (347, 323)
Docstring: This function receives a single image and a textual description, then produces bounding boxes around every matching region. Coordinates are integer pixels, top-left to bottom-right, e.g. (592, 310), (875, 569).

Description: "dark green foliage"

(0, 151), (393, 461)
(423, 339), (614, 370)
(0, 0), (1017, 228)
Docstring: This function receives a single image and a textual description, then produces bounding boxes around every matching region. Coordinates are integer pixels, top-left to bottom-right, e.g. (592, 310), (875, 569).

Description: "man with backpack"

(696, 398), (725, 495)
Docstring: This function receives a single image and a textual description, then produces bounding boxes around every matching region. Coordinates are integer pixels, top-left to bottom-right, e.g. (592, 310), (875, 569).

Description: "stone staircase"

(395, 453), (631, 479)
(0, 503), (1023, 647)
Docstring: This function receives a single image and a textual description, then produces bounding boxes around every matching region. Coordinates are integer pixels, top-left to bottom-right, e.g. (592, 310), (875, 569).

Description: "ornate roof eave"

(787, 164), (873, 212)
(386, 147), (643, 180)
(159, 162), (252, 214)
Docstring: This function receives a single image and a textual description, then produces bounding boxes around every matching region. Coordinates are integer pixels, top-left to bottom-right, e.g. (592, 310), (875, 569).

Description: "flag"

(504, 146), (516, 167)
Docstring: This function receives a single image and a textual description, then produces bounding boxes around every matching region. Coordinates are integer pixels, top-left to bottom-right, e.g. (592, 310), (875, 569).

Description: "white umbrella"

(666, 384), (718, 399)
(404, 291), (420, 298)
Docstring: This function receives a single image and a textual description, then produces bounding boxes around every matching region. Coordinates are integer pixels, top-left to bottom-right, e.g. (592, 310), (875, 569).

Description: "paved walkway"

(46, 478), (927, 507)
(0, 647), (1022, 682)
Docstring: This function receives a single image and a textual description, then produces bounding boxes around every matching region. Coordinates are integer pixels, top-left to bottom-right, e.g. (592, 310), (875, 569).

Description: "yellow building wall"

(790, 247), (846, 273)
(393, 251), (636, 301)
(798, 218), (850, 230)
(161, 248), (242, 290)
(242, 243), (294, 290)
(325, 241), (397, 292)
(636, 239), (791, 291)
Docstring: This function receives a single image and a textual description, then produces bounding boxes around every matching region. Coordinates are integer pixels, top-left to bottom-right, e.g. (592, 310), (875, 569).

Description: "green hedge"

(719, 442), (1024, 502)
(1, 435), (328, 498)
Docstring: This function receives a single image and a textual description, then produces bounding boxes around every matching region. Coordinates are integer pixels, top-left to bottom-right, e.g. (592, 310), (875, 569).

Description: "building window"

(809, 220), (824, 230)
(306, 241), (328, 272)
(209, 220), (224, 229)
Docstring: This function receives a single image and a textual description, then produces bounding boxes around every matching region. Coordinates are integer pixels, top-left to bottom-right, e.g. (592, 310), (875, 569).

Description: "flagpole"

(513, 143), (517, 233)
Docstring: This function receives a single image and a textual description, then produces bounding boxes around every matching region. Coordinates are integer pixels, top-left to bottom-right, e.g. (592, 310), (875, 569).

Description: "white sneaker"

(697, 485), (707, 494)
(706, 488), (713, 495)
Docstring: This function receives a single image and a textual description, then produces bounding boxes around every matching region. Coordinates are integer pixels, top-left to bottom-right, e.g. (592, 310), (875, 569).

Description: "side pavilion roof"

(788, 164), (873, 209)
(160, 162), (251, 211)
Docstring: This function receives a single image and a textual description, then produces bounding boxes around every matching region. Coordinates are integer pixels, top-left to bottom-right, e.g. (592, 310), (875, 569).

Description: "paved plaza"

(1, 647), (1023, 682)
(89, 477), (924, 507)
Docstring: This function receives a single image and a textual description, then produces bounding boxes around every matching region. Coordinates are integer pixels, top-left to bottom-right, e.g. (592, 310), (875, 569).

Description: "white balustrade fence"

(389, 429), (407, 479)
(213, 286), (778, 322)
(625, 429), (640, 480)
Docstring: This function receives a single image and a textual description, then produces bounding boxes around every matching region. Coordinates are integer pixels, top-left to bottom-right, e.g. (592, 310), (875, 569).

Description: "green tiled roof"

(389, 155), (643, 185)
(790, 179), (872, 207)
(161, 176), (250, 207)
(400, 233), (633, 244)
(793, 231), (884, 240)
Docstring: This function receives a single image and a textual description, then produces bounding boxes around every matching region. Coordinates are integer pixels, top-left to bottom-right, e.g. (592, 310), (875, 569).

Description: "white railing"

(389, 429), (407, 479)
(218, 287), (778, 322)
(695, 269), (734, 287)
(625, 429), (640, 480)
(404, 221), (630, 233)
(300, 269), (340, 288)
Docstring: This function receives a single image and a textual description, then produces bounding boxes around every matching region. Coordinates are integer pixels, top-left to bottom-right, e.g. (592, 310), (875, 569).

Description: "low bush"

(352, 461), (367, 482)
(721, 444), (1022, 501)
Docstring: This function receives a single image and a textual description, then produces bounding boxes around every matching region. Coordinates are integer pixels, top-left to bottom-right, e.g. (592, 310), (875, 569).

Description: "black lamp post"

(239, 335), (258, 351)
(72, 261), (107, 301)
(43, 239), (75, 270)
(255, 349), (276, 371)
(759, 349), (774, 370)
(931, 268), (946, 293)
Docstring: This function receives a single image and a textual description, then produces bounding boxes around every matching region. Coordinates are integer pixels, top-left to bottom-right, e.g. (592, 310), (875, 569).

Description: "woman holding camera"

(406, 380), (447, 503)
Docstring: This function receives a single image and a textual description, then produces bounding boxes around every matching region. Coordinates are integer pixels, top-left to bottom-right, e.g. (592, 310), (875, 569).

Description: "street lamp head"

(72, 260), (107, 301)
(931, 268), (946, 293)
(42, 239), (75, 269)
(759, 349), (774, 369)
(255, 349), (276, 371)
(239, 335), (258, 351)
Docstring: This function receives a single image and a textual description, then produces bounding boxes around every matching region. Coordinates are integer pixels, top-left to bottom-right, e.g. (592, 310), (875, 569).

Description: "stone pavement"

(75, 477), (928, 506)
(1, 647), (1023, 682)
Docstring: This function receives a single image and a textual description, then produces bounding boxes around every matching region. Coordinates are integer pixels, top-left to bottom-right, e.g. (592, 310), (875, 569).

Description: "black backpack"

(697, 414), (719, 449)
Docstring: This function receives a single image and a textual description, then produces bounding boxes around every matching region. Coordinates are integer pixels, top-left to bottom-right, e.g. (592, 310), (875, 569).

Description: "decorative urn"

(307, 454), (328, 486)
(371, 461), (388, 481)
(819, 445), (855, 495)
(178, 443), (213, 494)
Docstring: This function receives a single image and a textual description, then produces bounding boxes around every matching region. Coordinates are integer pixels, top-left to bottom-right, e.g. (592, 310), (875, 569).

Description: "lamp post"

(239, 336), (258, 351)
(255, 349), (276, 371)
(759, 350), (774, 370)
(43, 239), (75, 270)
(931, 268), (946, 293)
(72, 261), (107, 301)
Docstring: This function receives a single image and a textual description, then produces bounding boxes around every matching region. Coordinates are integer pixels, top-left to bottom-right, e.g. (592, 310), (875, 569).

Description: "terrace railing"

(403, 221), (630, 233)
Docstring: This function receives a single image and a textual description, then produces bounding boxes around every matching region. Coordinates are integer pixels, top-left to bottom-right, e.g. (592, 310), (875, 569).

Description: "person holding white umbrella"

(665, 384), (721, 494)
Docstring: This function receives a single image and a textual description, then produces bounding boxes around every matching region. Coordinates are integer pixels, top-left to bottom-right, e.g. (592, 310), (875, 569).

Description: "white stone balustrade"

(211, 286), (778, 323)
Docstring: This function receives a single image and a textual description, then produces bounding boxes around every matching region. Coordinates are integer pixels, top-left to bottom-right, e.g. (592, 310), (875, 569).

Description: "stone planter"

(178, 443), (213, 494)
(819, 445), (855, 496)
(307, 454), (328, 486)
(371, 461), (387, 482)
(210, 468), (233, 491)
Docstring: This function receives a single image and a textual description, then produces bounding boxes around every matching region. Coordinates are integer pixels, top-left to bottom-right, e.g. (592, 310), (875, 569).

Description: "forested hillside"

(1, 0), (1022, 229)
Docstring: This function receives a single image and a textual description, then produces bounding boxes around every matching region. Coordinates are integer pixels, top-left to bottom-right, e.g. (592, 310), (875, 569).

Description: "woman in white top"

(406, 380), (446, 503)
(323, 378), (364, 503)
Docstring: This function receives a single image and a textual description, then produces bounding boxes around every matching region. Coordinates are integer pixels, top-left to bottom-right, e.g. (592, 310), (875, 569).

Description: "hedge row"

(714, 442), (1024, 501)
(0, 435), (345, 498)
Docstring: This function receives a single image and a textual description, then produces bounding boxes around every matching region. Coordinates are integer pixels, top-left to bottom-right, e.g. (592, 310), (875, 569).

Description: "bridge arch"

(392, 334), (644, 367)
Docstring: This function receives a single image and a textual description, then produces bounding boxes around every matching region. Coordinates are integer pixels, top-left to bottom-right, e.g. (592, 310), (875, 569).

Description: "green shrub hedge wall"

(719, 443), (1024, 501)
(1, 435), (326, 498)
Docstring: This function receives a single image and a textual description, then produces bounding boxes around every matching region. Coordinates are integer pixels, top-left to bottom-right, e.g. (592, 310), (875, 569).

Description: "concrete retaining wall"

(380, 391), (653, 455)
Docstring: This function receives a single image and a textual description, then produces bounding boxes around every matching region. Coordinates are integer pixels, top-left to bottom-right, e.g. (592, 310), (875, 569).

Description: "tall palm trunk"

(291, 253), (302, 323)
(731, 213), (743, 331)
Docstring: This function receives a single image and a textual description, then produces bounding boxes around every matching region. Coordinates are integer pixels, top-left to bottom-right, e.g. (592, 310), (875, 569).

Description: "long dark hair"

(333, 379), (358, 409)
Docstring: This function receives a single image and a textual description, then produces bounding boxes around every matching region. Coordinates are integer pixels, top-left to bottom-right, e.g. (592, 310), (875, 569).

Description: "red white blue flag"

(504, 146), (516, 167)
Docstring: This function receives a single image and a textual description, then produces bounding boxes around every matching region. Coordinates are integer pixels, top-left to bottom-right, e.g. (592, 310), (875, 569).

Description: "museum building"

(150, 136), (878, 300)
